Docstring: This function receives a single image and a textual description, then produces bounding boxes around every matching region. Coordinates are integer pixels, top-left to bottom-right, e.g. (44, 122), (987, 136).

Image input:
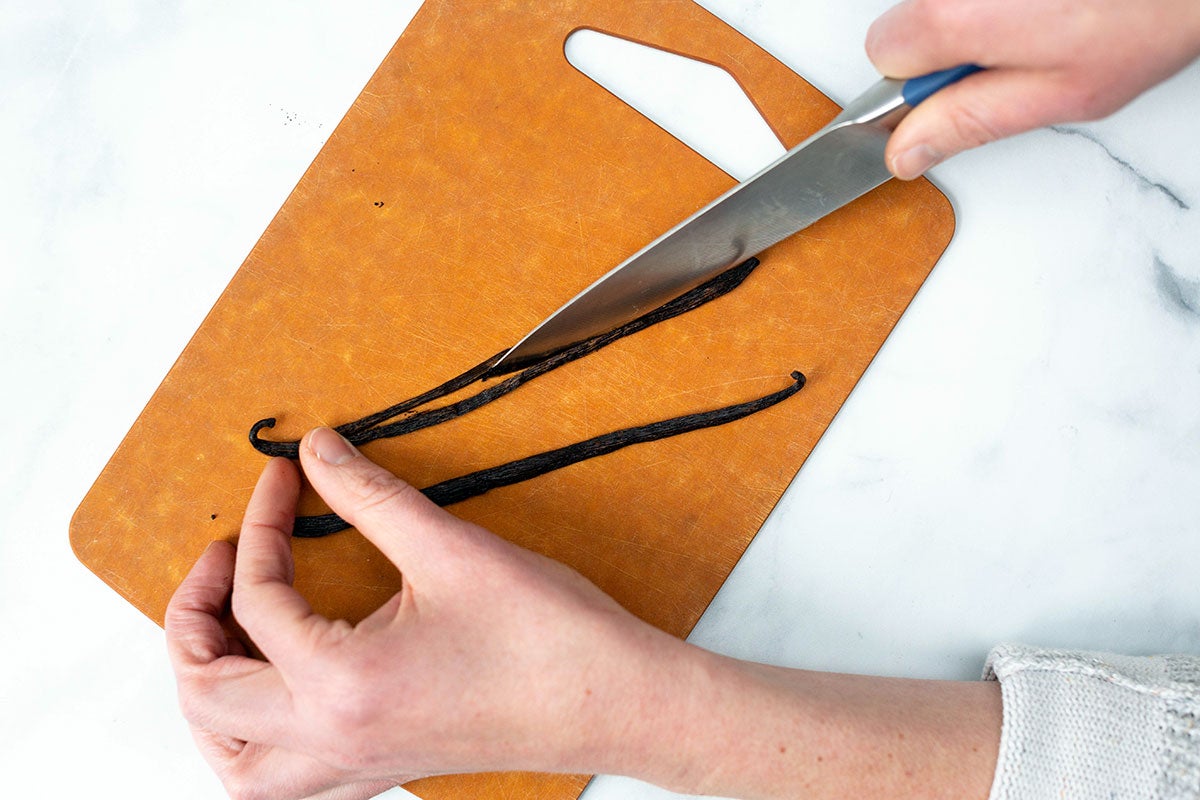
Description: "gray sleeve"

(984, 643), (1200, 800)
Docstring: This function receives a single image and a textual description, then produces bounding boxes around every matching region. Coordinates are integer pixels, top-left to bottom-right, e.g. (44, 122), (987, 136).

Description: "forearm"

(582, 629), (1002, 799)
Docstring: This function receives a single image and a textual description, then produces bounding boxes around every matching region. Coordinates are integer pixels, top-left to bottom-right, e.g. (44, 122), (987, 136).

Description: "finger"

(232, 457), (327, 668)
(166, 540), (238, 667)
(200, 737), (401, 800)
(883, 68), (1073, 178)
(866, 0), (1018, 77)
(176, 654), (299, 747)
(299, 427), (475, 574)
(866, 0), (963, 77)
(167, 539), (298, 746)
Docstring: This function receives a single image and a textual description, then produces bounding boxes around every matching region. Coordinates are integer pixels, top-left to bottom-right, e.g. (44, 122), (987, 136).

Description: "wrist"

(549, 613), (718, 787)
(567, 624), (764, 793)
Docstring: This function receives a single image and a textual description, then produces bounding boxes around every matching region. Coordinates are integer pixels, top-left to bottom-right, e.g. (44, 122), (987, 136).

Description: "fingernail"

(890, 144), (943, 180)
(309, 427), (357, 465)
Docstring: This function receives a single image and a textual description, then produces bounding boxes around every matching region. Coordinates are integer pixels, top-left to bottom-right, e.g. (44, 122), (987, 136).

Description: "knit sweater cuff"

(983, 643), (1200, 800)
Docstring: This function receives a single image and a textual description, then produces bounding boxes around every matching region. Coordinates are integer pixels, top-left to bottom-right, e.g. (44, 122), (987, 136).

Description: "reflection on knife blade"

(492, 66), (982, 374)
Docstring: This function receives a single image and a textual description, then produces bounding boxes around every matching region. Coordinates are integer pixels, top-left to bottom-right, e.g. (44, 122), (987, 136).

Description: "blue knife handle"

(901, 64), (983, 106)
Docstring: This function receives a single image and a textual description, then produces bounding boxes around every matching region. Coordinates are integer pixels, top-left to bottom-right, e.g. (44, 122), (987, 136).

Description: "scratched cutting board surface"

(71, 1), (955, 798)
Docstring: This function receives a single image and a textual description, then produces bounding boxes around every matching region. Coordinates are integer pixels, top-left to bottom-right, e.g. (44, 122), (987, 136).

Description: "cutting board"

(71, 1), (955, 797)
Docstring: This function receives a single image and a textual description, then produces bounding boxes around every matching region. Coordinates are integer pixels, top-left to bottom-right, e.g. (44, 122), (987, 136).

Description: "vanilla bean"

(249, 257), (761, 457)
(240, 254), (807, 542)
(291, 371), (805, 537)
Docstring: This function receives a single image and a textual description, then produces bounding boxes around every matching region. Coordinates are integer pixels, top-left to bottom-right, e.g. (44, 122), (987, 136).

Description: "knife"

(487, 64), (981, 375)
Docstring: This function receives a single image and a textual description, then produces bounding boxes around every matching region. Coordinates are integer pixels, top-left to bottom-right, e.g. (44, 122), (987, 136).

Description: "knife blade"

(488, 64), (981, 375)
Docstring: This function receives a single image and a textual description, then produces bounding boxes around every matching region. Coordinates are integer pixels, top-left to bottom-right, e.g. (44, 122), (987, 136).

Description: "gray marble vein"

(1155, 254), (1200, 319)
(1050, 124), (1191, 210)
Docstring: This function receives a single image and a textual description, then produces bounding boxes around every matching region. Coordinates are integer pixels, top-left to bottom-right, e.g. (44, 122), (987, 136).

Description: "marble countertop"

(3, 2), (1198, 798)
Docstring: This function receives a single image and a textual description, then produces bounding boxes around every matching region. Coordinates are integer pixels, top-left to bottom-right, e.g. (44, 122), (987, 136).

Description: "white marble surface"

(3, 2), (1198, 799)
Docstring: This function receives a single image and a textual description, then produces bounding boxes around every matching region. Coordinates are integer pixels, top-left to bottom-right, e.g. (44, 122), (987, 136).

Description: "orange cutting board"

(71, 1), (955, 797)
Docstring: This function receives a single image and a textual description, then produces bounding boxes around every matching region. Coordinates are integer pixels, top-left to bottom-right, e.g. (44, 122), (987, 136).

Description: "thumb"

(298, 427), (467, 572)
(885, 69), (1068, 179)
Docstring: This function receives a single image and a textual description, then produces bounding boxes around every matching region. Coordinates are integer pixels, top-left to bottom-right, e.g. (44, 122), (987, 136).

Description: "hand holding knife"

(490, 65), (982, 375)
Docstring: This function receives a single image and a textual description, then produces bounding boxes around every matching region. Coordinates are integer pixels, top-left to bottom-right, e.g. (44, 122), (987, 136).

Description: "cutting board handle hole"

(564, 29), (785, 181)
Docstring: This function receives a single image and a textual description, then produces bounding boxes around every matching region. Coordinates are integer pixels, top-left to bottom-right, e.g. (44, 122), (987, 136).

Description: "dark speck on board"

(374, 201), (385, 208)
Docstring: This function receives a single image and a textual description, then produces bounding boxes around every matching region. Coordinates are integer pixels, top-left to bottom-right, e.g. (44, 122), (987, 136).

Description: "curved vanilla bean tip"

(248, 418), (303, 458)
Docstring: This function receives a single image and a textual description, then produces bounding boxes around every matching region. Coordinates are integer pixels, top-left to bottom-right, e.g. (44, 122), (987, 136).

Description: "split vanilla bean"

(250, 256), (763, 457)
